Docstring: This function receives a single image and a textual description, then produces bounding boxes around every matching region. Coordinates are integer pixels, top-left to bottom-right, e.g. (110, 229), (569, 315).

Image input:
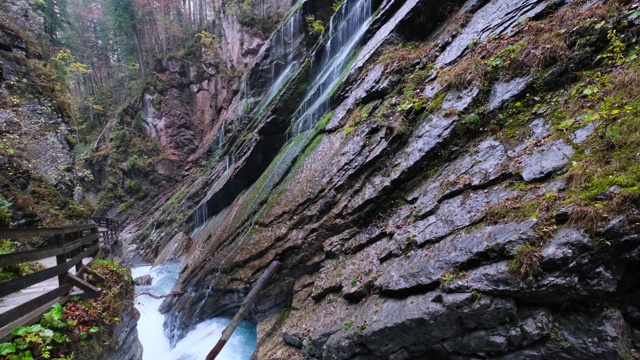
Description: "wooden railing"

(91, 217), (120, 248)
(0, 225), (103, 339)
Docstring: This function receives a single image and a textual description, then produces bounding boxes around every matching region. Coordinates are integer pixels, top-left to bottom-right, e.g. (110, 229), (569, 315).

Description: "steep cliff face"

(122, 0), (640, 358)
(0, 0), (93, 227)
(94, 0), (303, 235)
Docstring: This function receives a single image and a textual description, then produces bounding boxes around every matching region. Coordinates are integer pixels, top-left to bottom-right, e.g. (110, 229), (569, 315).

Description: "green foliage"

(1, 260), (130, 360)
(305, 15), (325, 36)
(440, 271), (463, 285)
(33, 0), (70, 44)
(126, 155), (151, 174)
(51, 49), (91, 86)
(111, 130), (128, 150)
(1, 307), (72, 360)
(0, 240), (46, 283)
(0, 195), (13, 226)
(331, 0), (344, 12)
(124, 179), (143, 195)
(343, 320), (353, 331)
(196, 30), (221, 60)
(549, 329), (571, 349)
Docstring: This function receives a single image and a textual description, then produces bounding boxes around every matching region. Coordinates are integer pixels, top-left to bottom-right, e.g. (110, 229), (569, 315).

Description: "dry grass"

(508, 243), (541, 279)
(439, 0), (626, 91)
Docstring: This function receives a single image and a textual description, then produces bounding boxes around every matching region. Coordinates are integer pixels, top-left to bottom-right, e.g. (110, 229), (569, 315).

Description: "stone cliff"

(109, 0), (640, 358)
(0, 0), (94, 228)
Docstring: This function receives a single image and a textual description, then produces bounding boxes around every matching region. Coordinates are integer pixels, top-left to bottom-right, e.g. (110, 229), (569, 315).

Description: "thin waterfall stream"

(187, 0), (375, 323)
(160, 0), (377, 353)
(133, 261), (256, 359)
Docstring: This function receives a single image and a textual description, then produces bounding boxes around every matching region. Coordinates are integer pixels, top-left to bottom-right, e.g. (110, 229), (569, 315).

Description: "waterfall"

(225, 154), (237, 171)
(217, 124), (225, 150)
(248, 6), (303, 120)
(186, 3), (305, 231)
(190, 205), (209, 236)
(290, 0), (372, 136)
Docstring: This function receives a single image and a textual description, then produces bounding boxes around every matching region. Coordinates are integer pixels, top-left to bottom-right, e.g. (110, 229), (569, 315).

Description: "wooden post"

(55, 234), (68, 286)
(205, 261), (281, 360)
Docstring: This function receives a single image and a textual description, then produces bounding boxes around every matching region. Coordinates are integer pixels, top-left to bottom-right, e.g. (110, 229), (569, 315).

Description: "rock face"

(118, 0), (640, 358)
(96, 302), (143, 360)
(0, 0), (94, 227)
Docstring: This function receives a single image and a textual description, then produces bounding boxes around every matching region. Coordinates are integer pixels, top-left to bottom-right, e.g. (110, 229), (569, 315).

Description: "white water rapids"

(132, 261), (257, 360)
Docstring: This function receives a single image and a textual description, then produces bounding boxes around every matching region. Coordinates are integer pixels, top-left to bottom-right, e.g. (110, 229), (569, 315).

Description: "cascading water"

(186, 4), (305, 231)
(133, 261), (256, 360)
(225, 154), (237, 171)
(290, 0), (372, 136)
(251, 7), (303, 119)
(193, 0), (377, 310)
(190, 205), (209, 236)
(181, 0), (377, 339)
(217, 124), (225, 150)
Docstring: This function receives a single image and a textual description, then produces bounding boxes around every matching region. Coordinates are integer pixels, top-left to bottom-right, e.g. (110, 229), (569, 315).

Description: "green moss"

(317, 111), (334, 130)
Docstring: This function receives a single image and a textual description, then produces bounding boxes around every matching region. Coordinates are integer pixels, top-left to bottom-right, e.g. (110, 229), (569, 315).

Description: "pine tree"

(35, 0), (70, 44)
(105, 0), (146, 75)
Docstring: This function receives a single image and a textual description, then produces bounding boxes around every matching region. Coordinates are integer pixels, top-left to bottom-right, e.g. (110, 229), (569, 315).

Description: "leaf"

(12, 327), (27, 336)
(610, 109), (621, 115)
(0, 342), (16, 355)
(79, 332), (87, 340)
(557, 119), (575, 130)
(90, 326), (99, 333)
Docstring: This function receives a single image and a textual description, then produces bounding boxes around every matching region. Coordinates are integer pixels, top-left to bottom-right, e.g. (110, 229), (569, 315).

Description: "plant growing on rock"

(508, 243), (541, 279)
(305, 15), (324, 36)
(0, 196), (12, 227)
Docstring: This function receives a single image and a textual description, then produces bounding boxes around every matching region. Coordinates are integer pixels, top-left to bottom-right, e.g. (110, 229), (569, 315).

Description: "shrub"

(508, 243), (541, 279)
(0, 196), (12, 226)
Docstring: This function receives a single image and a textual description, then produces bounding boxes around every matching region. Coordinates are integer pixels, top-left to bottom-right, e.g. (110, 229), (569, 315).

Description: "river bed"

(132, 261), (257, 360)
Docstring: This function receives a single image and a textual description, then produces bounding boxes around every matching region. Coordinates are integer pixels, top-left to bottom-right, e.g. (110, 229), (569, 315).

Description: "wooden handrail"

(0, 220), (118, 339)
(0, 233), (98, 267)
(91, 217), (120, 248)
(0, 224), (96, 238)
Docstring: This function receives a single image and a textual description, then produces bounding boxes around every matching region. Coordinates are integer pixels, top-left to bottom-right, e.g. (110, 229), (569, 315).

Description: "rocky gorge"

(2, 0), (640, 358)
(95, 0), (640, 357)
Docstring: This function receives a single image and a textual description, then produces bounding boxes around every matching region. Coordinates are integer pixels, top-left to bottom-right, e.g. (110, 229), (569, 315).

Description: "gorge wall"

(101, 0), (640, 358)
(0, 0), (94, 228)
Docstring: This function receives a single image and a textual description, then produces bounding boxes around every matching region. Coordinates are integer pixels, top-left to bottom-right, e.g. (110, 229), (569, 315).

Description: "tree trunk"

(132, 27), (146, 76)
(205, 261), (281, 360)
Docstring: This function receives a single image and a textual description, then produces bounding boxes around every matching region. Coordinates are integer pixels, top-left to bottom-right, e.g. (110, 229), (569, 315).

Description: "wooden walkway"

(0, 218), (119, 339)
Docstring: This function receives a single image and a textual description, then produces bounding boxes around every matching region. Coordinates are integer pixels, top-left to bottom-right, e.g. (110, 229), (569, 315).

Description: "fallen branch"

(206, 260), (281, 360)
(134, 290), (184, 299)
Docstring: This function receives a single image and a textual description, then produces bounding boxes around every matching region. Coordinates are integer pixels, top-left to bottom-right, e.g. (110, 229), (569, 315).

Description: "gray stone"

(520, 140), (574, 181)
(328, 64), (386, 130)
(529, 118), (552, 141)
(378, 221), (536, 294)
(540, 228), (590, 267)
(595, 185), (620, 201)
(440, 311), (554, 357)
(396, 187), (518, 247)
(96, 303), (143, 360)
(442, 86), (480, 112)
(488, 76), (533, 110)
(571, 121), (599, 144)
(437, 0), (551, 65)
(134, 274), (153, 286)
